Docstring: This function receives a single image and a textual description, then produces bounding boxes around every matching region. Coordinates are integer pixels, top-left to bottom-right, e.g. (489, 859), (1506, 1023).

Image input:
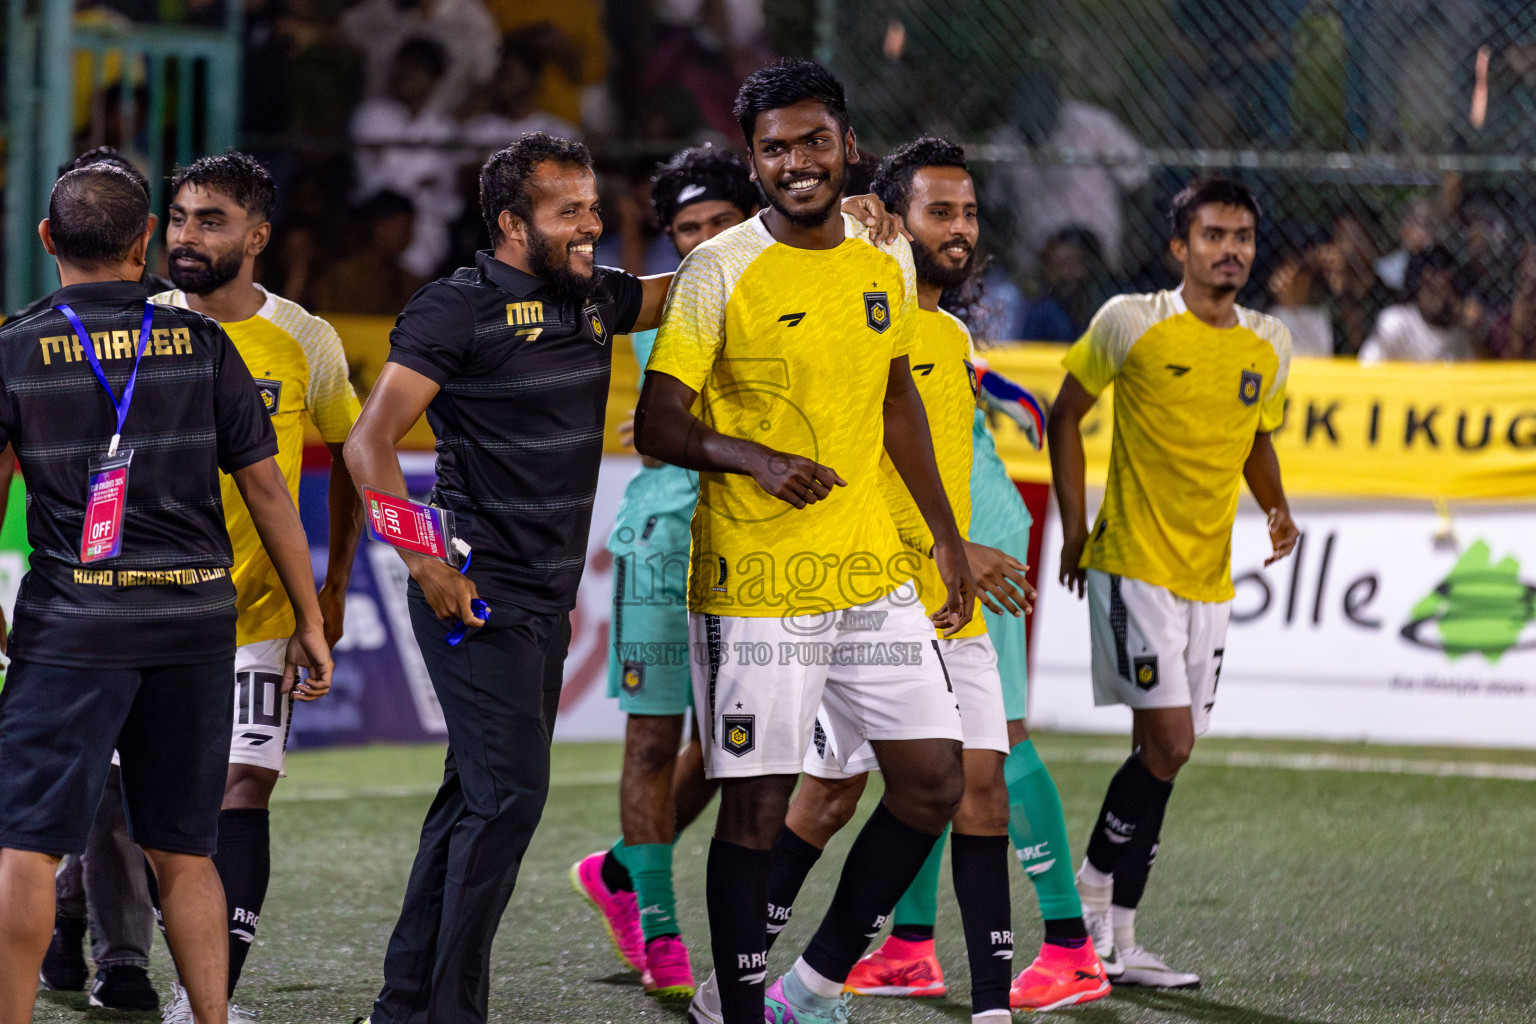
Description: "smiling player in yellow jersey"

(636, 60), (979, 1024)
(749, 139), (1107, 1023)
(1048, 177), (1299, 991)
(153, 152), (363, 1021)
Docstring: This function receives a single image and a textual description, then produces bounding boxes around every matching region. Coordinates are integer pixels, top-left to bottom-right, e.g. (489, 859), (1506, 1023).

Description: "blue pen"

(444, 538), (490, 646)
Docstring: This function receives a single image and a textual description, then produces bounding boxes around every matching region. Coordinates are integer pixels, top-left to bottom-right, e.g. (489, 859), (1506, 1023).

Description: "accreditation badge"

(81, 449), (133, 563)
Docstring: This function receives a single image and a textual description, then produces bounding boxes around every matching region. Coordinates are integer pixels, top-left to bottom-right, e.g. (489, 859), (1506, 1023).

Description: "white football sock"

(790, 957), (843, 1000)
(1112, 904), (1137, 950)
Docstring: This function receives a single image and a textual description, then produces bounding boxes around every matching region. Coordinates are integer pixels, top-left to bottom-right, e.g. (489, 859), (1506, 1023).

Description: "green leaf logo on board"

(1400, 540), (1536, 662)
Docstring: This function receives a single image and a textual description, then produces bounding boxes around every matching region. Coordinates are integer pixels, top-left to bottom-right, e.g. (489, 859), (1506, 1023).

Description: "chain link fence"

(819, 0), (1536, 357)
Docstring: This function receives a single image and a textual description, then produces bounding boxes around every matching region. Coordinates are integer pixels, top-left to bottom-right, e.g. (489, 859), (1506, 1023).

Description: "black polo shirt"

(388, 251), (643, 613)
(0, 281), (278, 668)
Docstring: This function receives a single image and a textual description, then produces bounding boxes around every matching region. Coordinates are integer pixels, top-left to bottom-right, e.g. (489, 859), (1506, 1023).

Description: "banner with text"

(984, 347), (1536, 501)
(1028, 502), (1536, 748)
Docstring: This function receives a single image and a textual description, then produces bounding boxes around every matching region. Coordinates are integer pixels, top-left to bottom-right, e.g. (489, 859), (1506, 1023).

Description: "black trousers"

(371, 587), (570, 1024)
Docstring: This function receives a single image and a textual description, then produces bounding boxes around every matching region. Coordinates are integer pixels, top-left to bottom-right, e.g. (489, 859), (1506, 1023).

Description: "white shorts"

(689, 586), (964, 780)
(229, 638), (294, 774)
(804, 632), (1009, 780)
(1086, 570), (1230, 735)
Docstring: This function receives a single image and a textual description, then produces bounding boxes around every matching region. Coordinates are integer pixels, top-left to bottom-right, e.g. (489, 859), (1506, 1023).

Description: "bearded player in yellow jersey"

(637, 60), (976, 1024)
(1047, 177), (1300, 989)
(153, 152), (364, 1020)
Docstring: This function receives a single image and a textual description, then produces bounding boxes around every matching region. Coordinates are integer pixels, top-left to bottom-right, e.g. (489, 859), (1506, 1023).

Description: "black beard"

(526, 222), (600, 299)
(765, 165), (847, 230)
(911, 237), (973, 290)
(167, 245), (243, 295)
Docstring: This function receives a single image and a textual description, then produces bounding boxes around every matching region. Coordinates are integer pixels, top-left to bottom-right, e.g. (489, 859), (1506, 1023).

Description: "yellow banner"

(985, 345), (1536, 501)
(325, 316), (1536, 500)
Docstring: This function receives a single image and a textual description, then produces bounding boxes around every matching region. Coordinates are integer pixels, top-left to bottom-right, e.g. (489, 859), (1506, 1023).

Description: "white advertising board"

(1027, 500), (1536, 748)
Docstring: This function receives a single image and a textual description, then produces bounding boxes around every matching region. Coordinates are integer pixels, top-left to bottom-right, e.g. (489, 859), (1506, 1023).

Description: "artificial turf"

(32, 733), (1536, 1023)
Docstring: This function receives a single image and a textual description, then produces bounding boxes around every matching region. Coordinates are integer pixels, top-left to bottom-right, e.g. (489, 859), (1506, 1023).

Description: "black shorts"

(0, 656), (235, 857)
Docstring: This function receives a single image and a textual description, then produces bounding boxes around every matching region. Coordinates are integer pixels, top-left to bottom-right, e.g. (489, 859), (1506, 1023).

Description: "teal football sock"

(625, 842), (681, 942)
(890, 822), (949, 933)
(1005, 739), (1083, 922)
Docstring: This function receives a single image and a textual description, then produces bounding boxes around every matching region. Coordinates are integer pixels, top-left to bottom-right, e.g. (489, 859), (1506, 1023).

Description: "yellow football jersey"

(879, 307), (985, 638)
(648, 212), (919, 617)
(155, 286), (362, 644)
(1063, 288), (1290, 603)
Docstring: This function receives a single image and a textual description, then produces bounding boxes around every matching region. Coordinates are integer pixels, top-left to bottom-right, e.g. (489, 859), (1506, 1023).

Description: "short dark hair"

(358, 189), (416, 222)
(479, 132), (592, 244)
(394, 35), (448, 80)
(1169, 176), (1260, 240)
(60, 146), (150, 199)
(1405, 243), (1462, 297)
(871, 136), (967, 216)
(733, 57), (849, 145)
(48, 165), (150, 266)
(170, 150), (276, 222)
(651, 147), (759, 229)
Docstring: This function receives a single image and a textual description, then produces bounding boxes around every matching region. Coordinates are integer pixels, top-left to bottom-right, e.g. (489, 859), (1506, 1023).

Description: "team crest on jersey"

(621, 663), (645, 696)
(964, 359), (978, 396)
(864, 292), (890, 333)
(252, 378), (282, 417)
(583, 302), (607, 346)
(1239, 369), (1262, 407)
(1133, 655), (1159, 691)
(723, 714), (756, 757)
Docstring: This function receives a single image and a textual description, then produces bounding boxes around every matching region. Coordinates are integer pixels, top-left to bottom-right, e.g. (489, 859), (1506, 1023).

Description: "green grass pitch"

(33, 733), (1536, 1023)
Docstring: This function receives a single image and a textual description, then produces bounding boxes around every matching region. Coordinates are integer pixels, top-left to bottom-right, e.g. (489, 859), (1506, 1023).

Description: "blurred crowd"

(30, 0), (1536, 360)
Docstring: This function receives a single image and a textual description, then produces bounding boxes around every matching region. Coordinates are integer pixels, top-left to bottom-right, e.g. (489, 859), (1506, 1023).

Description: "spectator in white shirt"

(351, 37), (462, 279)
(459, 40), (580, 154)
(1266, 244), (1334, 357)
(987, 70), (1149, 280)
(1360, 245), (1475, 363)
(341, 0), (498, 114)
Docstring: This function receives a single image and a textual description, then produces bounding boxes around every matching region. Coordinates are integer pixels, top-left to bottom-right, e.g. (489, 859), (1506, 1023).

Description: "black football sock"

(708, 839), (769, 1022)
(1043, 915), (1089, 948)
(1083, 754), (1173, 877)
(601, 845), (635, 893)
(764, 826), (822, 952)
(891, 924), (935, 942)
(950, 833), (1013, 1015)
(212, 808), (271, 996)
(802, 803), (942, 984)
(1110, 780), (1171, 912)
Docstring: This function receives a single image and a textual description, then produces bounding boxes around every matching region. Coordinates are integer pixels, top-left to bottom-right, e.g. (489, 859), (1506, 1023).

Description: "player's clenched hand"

(840, 193), (911, 245)
(964, 541), (1034, 617)
(931, 539), (978, 637)
(1058, 530), (1088, 598)
(1265, 506), (1299, 566)
(284, 623), (333, 701)
(748, 450), (846, 509)
(409, 554), (486, 627)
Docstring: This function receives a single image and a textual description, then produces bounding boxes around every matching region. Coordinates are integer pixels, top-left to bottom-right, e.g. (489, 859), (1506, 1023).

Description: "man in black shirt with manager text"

(0, 167), (332, 1024)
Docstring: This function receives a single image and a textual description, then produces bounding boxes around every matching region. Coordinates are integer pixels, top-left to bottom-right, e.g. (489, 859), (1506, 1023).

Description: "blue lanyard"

(55, 300), (155, 457)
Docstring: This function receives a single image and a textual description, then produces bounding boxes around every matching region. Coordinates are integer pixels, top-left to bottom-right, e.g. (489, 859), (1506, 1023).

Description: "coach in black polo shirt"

(344, 133), (671, 1024)
(0, 166), (332, 1024)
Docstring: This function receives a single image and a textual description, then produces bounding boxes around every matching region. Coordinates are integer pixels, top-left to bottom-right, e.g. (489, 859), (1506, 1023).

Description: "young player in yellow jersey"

(747, 138), (1109, 1022)
(1048, 177), (1300, 989)
(637, 60), (976, 1024)
(153, 152), (364, 1021)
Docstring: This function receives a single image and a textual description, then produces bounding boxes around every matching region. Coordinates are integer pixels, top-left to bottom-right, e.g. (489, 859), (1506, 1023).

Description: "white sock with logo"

(1112, 905), (1137, 951)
